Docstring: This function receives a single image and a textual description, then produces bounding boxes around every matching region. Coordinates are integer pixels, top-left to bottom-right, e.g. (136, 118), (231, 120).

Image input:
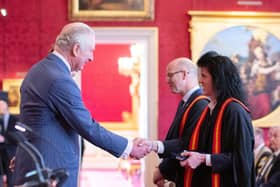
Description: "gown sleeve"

(211, 102), (255, 187)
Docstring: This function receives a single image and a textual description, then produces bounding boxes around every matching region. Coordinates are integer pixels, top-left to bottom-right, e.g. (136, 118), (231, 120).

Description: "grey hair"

(55, 22), (95, 52)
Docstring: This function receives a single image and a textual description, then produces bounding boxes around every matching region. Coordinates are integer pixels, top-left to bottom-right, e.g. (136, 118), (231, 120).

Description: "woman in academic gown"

(180, 51), (256, 187)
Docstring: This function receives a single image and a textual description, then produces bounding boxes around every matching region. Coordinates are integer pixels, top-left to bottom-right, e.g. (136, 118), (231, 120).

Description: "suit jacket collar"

(46, 53), (71, 75)
(52, 51), (71, 72)
(165, 88), (204, 139)
(182, 86), (201, 102)
(184, 88), (204, 106)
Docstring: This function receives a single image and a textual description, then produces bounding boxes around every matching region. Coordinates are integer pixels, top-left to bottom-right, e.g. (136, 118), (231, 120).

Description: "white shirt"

(182, 85), (201, 103)
(1, 113), (9, 131)
(254, 143), (265, 156)
(274, 149), (280, 157)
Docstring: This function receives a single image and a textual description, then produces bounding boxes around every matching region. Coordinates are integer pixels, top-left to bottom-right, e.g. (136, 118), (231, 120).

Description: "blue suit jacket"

(14, 54), (128, 186)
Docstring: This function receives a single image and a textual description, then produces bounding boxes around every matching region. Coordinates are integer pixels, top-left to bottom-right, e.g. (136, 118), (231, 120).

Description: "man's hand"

(153, 167), (164, 186)
(130, 138), (150, 159)
(9, 156), (15, 172)
(0, 135), (4, 143)
(143, 140), (158, 152)
(180, 151), (206, 169)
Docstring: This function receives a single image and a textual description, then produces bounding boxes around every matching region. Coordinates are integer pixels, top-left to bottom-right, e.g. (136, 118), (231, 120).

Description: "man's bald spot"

(169, 57), (197, 76)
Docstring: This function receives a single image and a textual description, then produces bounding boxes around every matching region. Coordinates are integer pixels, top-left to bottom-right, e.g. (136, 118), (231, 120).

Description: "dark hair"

(197, 51), (247, 104)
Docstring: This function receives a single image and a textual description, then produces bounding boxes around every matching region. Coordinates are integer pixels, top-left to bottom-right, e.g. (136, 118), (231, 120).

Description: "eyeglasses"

(166, 70), (185, 78)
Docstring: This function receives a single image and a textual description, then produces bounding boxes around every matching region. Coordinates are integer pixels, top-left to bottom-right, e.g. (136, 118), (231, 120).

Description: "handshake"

(129, 138), (159, 159)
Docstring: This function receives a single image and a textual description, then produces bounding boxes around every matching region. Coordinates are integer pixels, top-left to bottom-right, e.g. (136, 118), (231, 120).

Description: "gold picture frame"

(69, 0), (154, 21)
(2, 79), (23, 115)
(188, 11), (280, 127)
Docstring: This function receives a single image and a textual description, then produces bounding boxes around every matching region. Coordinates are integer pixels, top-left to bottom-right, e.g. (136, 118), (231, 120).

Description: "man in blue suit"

(13, 22), (149, 187)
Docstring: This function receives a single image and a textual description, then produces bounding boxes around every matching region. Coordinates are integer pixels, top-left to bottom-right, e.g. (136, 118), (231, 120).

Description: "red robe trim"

(178, 95), (209, 187)
(212, 98), (249, 187)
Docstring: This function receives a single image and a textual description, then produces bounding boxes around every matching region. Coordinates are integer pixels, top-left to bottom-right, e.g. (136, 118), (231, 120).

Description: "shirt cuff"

(205, 154), (212, 166)
(120, 139), (132, 159)
(156, 141), (164, 154)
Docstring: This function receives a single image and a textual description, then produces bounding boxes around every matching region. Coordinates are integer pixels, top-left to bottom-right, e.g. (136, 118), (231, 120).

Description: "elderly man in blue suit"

(13, 22), (150, 187)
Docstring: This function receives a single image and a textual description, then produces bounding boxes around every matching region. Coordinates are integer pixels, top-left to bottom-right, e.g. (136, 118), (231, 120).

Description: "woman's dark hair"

(197, 51), (247, 104)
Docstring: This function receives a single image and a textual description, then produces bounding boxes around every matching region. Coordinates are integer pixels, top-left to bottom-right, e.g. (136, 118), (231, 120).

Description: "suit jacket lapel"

(165, 89), (203, 140)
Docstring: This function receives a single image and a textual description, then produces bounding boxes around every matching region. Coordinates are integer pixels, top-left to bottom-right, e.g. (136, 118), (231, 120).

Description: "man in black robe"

(148, 57), (209, 187)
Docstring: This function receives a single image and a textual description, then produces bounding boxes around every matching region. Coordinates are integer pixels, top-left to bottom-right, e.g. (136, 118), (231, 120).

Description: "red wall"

(192, 0), (280, 11)
(82, 44), (132, 122)
(0, 0), (280, 139)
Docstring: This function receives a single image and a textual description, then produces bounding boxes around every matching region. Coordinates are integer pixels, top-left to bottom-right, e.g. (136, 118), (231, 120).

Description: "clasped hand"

(129, 138), (151, 159)
(179, 150), (206, 169)
(129, 138), (159, 159)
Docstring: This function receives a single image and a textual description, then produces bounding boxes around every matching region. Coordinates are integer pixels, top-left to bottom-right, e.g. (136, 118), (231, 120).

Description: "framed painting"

(2, 79), (23, 114)
(188, 11), (280, 127)
(69, 0), (154, 21)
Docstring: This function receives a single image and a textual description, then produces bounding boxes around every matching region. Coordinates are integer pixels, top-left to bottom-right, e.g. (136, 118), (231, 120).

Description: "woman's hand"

(180, 151), (206, 169)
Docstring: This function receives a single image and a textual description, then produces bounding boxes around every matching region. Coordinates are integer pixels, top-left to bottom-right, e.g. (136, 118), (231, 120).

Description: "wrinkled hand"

(143, 140), (158, 152)
(153, 167), (164, 186)
(180, 151), (206, 169)
(130, 138), (150, 159)
(9, 156), (15, 172)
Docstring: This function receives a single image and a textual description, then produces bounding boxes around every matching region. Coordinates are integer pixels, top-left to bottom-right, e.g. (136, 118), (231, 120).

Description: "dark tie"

(166, 100), (187, 138)
(0, 116), (4, 134)
(174, 100), (186, 118)
(179, 100), (185, 107)
(179, 100), (186, 111)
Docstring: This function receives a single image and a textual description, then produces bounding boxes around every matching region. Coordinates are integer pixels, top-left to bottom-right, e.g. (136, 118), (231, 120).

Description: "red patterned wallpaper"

(0, 0), (279, 139)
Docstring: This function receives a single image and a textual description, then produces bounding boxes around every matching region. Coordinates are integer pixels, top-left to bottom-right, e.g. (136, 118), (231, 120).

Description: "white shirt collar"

(254, 143), (265, 155)
(52, 50), (71, 72)
(1, 113), (9, 130)
(182, 85), (200, 102)
(274, 149), (280, 156)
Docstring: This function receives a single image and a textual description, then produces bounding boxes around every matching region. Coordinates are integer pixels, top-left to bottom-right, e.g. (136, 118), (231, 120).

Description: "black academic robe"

(191, 100), (256, 187)
(262, 154), (280, 187)
(158, 89), (209, 186)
